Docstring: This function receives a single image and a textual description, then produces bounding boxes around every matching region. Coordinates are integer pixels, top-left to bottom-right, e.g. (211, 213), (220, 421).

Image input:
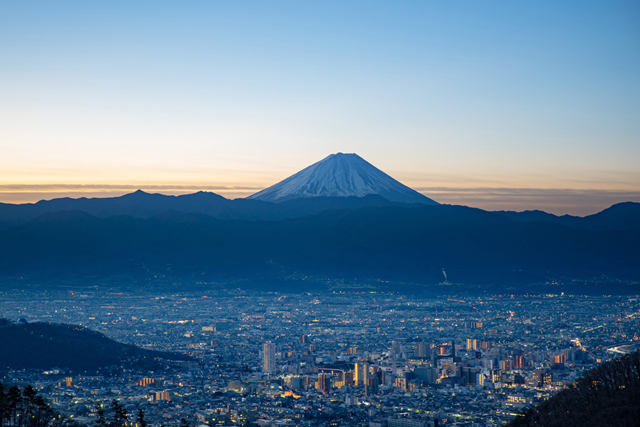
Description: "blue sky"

(1, 1), (639, 214)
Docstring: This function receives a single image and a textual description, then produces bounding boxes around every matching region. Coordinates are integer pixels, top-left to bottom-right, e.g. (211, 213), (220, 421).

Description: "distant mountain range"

(0, 191), (409, 224)
(0, 153), (638, 292)
(495, 202), (640, 232)
(0, 318), (190, 371)
(1, 190), (638, 232)
(0, 152), (436, 224)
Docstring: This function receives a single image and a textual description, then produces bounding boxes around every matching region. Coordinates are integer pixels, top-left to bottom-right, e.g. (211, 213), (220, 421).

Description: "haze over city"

(1, 1), (639, 215)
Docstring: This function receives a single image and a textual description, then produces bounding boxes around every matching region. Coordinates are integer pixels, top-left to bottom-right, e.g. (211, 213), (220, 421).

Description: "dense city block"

(1, 288), (639, 427)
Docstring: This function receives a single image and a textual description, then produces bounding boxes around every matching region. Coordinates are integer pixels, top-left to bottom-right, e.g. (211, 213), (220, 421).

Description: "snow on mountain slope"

(247, 153), (438, 204)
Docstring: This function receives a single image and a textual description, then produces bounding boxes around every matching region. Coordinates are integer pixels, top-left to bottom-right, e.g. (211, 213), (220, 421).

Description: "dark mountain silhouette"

(0, 190), (409, 224)
(496, 201), (640, 231)
(506, 352), (640, 427)
(0, 319), (190, 371)
(1, 190), (637, 234)
(0, 204), (638, 290)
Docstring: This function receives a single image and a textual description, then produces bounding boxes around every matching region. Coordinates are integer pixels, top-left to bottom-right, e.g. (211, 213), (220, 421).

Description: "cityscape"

(2, 2), (639, 426)
(2, 287), (638, 426)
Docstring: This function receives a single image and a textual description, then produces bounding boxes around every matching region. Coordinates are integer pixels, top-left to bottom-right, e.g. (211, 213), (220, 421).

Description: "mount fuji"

(247, 153), (438, 204)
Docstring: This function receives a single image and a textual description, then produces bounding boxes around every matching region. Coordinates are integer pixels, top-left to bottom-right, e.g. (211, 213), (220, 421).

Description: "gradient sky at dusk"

(1, 1), (639, 215)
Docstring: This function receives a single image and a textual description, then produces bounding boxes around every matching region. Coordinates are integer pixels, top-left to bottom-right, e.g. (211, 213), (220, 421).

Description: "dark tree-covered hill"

(506, 353), (640, 427)
(0, 319), (190, 372)
(0, 204), (638, 290)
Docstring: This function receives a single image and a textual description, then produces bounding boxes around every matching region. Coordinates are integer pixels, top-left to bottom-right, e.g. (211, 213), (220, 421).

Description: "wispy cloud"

(0, 184), (263, 205)
(0, 184), (264, 192)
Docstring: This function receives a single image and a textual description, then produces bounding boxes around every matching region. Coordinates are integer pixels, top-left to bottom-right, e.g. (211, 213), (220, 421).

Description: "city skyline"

(2, 288), (638, 426)
(1, 1), (639, 215)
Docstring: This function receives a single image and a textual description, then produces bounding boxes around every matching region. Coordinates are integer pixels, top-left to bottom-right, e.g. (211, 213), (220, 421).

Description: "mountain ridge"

(496, 201), (640, 231)
(0, 191), (411, 224)
(1, 204), (638, 291)
(1, 193), (637, 232)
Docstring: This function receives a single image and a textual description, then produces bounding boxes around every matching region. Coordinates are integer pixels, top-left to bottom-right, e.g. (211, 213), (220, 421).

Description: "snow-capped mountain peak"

(247, 153), (438, 204)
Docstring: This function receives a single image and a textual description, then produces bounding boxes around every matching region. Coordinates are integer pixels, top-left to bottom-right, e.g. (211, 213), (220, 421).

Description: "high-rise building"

(316, 373), (328, 392)
(137, 378), (154, 386)
(291, 376), (304, 390)
(366, 377), (379, 395)
(417, 342), (430, 358)
(414, 367), (437, 384)
(345, 371), (355, 386)
(480, 341), (492, 350)
(334, 370), (346, 388)
(154, 391), (171, 401)
(355, 362), (369, 386)
(462, 367), (481, 385)
(391, 341), (400, 373)
(394, 377), (408, 390)
(513, 356), (524, 369)
(263, 341), (276, 372)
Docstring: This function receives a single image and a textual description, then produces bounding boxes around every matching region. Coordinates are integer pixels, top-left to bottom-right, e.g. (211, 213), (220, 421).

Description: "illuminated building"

(355, 362), (369, 386)
(263, 341), (276, 372)
(154, 391), (171, 401)
(137, 378), (154, 386)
